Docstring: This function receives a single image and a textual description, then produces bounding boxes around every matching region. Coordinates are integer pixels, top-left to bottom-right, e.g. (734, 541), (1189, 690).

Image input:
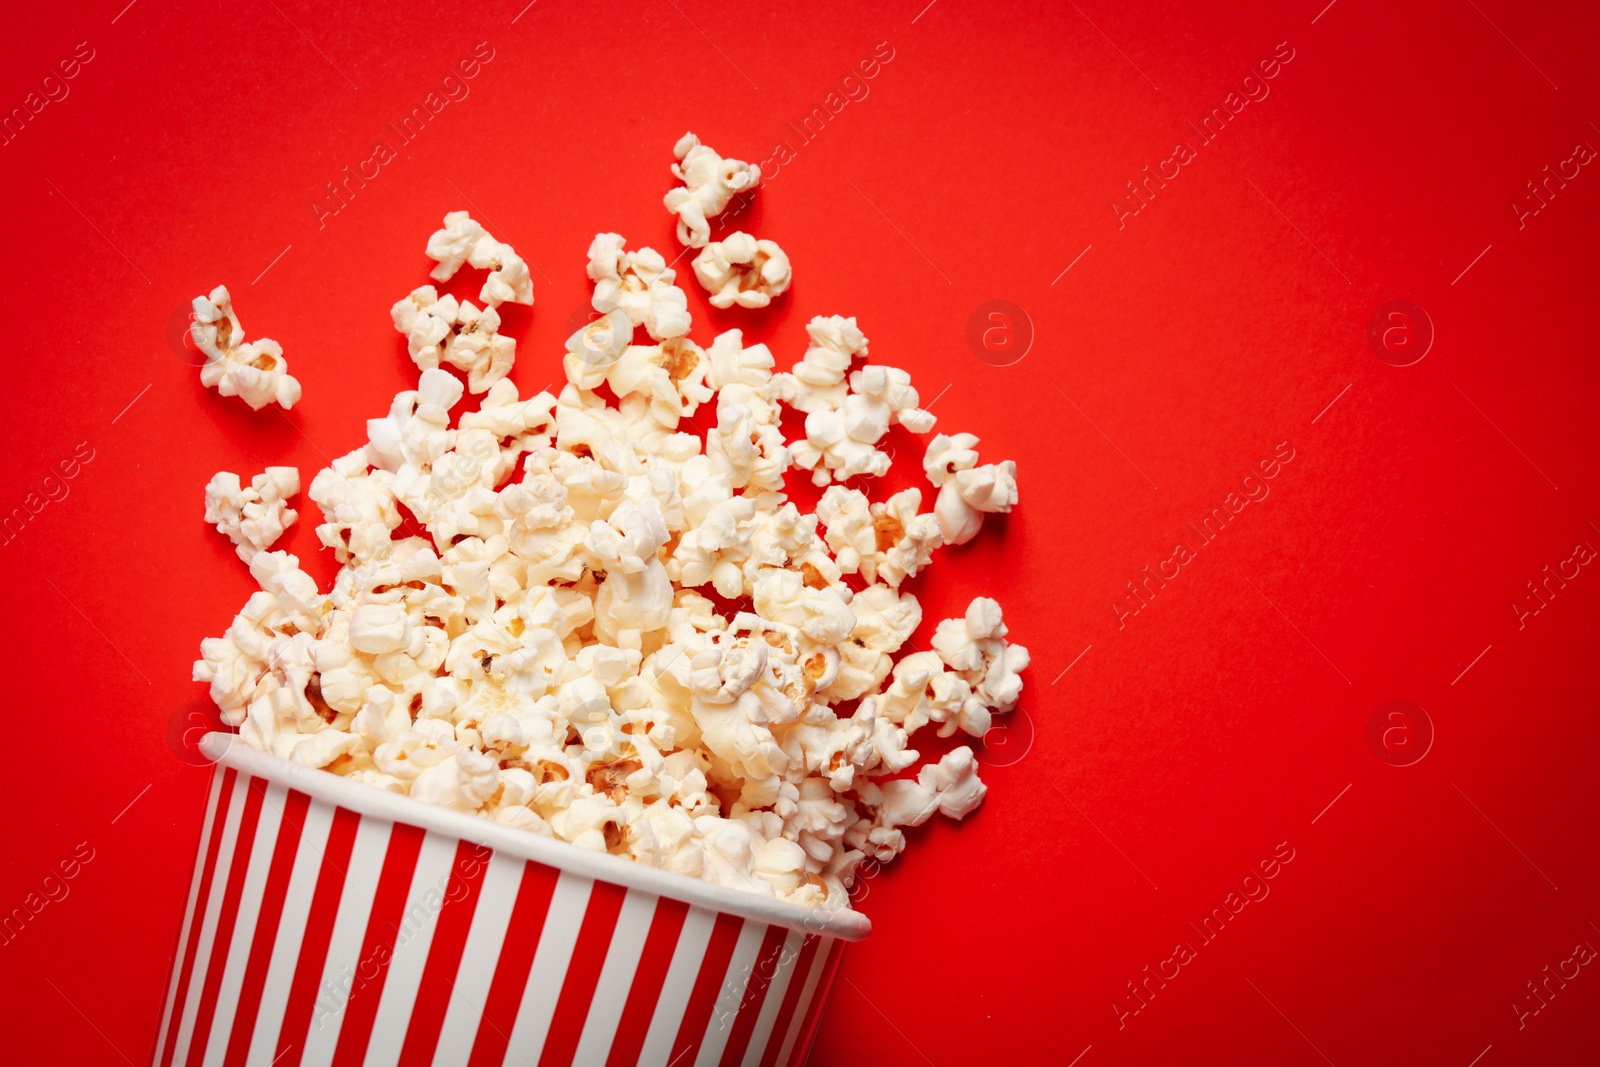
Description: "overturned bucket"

(152, 733), (869, 1067)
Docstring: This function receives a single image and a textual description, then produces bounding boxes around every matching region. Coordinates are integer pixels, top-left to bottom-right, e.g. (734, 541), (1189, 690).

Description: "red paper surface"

(3, 1), (1598, 1064)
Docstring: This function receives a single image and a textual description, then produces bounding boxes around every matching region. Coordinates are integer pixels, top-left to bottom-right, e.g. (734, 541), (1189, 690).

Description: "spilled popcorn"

(692, 232), (792, 310)
(193, 134), (1025, 910)
(203, 467), (300, 562)
(664, 132), (760, 249)
(190, 285), (302, 410)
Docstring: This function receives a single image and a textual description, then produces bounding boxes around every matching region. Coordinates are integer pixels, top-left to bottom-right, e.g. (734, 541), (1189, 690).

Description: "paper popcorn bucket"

(153, 734), (868, 1067)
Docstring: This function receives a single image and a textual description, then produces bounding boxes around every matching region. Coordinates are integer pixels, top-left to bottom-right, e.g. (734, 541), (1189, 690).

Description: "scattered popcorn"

(664, 132), (762, 249)
(692, 233), (792, 309)
(774, 315), (866, 416)
(932, 596), (1030, 722)
(850, 364), (936, 434)
(204, 467), (300, 563)
(190, 286), (302, 411)
(919, 746), (987, 819)
(586, 233), (692, 341)
(391, 286), (518, 394)
(924, 433), (1019, 545)
(778, 317), (937, 487)
(194, 136), (1025, 913)
(870, 490), (944, 588)
(424, 210), (534, 308)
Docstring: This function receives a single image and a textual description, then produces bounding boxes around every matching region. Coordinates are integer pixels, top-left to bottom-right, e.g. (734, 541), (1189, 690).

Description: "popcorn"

(932, 597), (1030, 718)
(924, 433), (1019, 545)
(565, 309), (632, 380)
(195, 140), (1026, 913)
(919, 746), (986, 819)
(349, 603), (410, 654)
(450, 301), (518, 392)
(849, 364), (936, 434)
(190, 285), (302, 410)
(774, 316), (934, 483)
(705, 328), (775, 389)
(778, 316), (940, 486)
(204, 467), (300, 563)
(816, 486), (940, 587)
(708, 380), (788, 492)
(390, 286), (458, 366)
(308, 450), (402, 565)
(604, 339), (714, 425)
(586, 233), (692, 341)
(663, 132), (761, 249)
(471, 238), (533, 309)
(692, 233), (792, 309)
(774, 315), (867, 415)
(391, 286), (518, 394)
(424, 211), (534, 308)
(411, 747), (501, 812)
(790, 406), (887, 486)
(425, 211), (486, 281)
(869, 490), (942, 588)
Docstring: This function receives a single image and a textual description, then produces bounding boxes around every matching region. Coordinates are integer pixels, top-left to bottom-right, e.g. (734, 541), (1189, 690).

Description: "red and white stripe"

(154, 756), (856, 1067)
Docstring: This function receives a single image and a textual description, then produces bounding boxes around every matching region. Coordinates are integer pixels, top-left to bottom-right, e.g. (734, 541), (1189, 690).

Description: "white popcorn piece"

(587, 233), (691, 341)
(190, 285), (303, 410)
(349, 603), (410, 654)
(876, 650), (975, 736)
(411, 747), (501, 812)
(924, 432), (978, 485)
(564, 308), (632, 385)
(663, 132), (761, 249)
(606, 339), (714, 427)
(470, 237), (533, 308)
(449, 301), (517, 393)
(308, 449), (402, 565)
(391, 286), (518, 394)
(390, 286), (458, 367)
(850, 584), (922, 655)
(752, 837), (810, 897)
(924, 433), (1019, 545)
(816, 486), (872, 575)
(425, 211), (487, 281)
(704, 328), (775, 390)
(193, 550), (326, 727)
(782, 322), (941, 486)
(870, 490), (943, 588)
(932, 597), (1030, 720)
(848, 364), (935, 434)
(918, 746), (987, 819)
(790, 405), (891, 487)
(774, 315), (867, 415)
(691, 233), (792, 310)
(708, 381), (788, 492)
(197, 172), (1026, 910)
(278, 729), (362, 769)
(367, 369), (464, 521)
(204, 467), (300, 563)
(424, 210), (534, 308)
(815, 486), (939, 587)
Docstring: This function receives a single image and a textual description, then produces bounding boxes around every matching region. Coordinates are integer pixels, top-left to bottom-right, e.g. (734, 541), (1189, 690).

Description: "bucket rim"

(199, 732), (872, 941)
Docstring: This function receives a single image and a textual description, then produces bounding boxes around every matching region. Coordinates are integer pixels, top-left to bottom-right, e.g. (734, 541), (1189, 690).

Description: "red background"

(3, 1), (1598, 1064)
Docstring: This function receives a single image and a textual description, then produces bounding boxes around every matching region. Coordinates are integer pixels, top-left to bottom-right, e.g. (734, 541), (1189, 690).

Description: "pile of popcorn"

(191, 134), (1025, 910)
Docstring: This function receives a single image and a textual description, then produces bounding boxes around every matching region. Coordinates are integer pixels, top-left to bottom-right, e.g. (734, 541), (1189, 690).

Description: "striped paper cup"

(153, 733), (869, 1067)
